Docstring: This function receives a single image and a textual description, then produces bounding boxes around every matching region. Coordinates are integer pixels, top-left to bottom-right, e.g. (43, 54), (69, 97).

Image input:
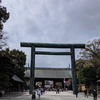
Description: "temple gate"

(20, 42), (85, 94)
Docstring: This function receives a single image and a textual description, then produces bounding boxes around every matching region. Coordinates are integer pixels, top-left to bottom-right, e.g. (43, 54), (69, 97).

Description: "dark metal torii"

(20, 42), (85, 94)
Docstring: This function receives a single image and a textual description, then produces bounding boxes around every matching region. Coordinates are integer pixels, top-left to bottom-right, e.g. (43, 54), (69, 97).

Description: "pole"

(71, 47), (77, 94)
(29, 46), (35, 94)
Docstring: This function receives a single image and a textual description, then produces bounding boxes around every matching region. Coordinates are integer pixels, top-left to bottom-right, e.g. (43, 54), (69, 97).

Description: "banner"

(63, 78), (65, 83)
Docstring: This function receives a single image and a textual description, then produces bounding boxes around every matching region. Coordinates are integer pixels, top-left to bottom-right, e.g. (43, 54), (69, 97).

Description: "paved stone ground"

(0, 91), (100, 100)
(0, 92), (28, 99)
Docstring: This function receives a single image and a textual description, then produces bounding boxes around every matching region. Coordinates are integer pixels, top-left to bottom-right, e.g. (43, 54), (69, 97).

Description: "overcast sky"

(1, 0), (100, 68)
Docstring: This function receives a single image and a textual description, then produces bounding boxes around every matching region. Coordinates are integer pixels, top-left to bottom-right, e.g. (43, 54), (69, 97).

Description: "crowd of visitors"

(31, 87), (64, 99)
(74, 88), (98, 100)
(31, 87), (98, 100)
(32, 88), (44, 100)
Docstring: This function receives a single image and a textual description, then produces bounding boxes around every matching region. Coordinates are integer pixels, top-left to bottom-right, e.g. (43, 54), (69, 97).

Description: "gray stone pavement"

(0, 91), (100, 100)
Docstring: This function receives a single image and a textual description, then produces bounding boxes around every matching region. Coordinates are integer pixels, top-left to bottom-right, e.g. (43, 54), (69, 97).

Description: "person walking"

(43, 88), (45, 94)
(21, 87), (24, 92)
(37, 88), (41, 100)
(75, 88), (78, 98)
(41, 88), (44, 95)
(58, 88), (59, 94)
(32, 91), (36, 100)
(84, 88), (88, 98)
(56, 88), (58, 94)
(89, 89), (91, 96)
(93, 89), (97, 100)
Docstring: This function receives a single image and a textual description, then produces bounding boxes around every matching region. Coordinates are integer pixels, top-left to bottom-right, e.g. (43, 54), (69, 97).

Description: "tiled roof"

(24, 68), (72, 78)
(12, 75), (24, 83)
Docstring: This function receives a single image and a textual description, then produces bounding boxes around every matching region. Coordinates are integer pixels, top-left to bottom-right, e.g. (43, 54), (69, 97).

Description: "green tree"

(79, 39), (100, 68)
(0, 1), (9, 49)
(10, 49), (26, 80)
(78, 66), (96, 88)
(76, 58), (87, 78)
(97, 67), (100, 79)
(1, 48), (26, 80)
(0, 52), (15, 90)
(0, 1), (11, 88)
(76, 38), (100, 88)
(76, 58), (86, 69)
(0, 48), (26, 90)
(79, 39), (100, 79)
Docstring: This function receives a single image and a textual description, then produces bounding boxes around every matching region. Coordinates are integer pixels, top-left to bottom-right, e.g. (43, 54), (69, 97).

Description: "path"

(0, 91), (99, 100)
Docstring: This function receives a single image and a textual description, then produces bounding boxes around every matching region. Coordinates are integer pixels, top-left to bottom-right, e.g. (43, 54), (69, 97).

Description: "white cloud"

(1, 0), (100, 68)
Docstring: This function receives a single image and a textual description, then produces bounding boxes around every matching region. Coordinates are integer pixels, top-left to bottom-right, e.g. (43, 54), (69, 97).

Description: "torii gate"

(20, 42), (85, 94)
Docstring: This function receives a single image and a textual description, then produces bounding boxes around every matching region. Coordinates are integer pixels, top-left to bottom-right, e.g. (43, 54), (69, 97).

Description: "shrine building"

(24, 67), (72, 90)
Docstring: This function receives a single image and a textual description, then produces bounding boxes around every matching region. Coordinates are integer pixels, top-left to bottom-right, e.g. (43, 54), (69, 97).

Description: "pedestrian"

(40, 89), (42, 95)
(62, 88), (63, 92)
(37, 88), (41, 99)
(43, 88), (45, 94)
(56, 88), (59, 94)
(84, 88), (88, 98)
(22, 87), (23, 92)
(75, 88), (78, 98)
(32, 91), (36, 100)
(41, 88), (44, 95)
(93, 89), (97, 100)
(56, 88), (58, 94)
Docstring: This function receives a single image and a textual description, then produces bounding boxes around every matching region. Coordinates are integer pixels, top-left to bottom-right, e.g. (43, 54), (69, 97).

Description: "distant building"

(8, 75), (24, 92)
(24, 67), (72, 89)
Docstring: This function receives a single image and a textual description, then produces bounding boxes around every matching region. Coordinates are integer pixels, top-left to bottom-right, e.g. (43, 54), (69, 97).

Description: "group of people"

(32, 87), (45, 100)
(56, 88), (63, 94)
(32, 87), (98, 100)
(32, 87), (64, 99)
(75, 88), (97, 100)
(84, 88), (97, 100)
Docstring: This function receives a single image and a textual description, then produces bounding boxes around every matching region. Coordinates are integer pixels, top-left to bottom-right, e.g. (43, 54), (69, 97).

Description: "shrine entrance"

(21, 42), (85, 94)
